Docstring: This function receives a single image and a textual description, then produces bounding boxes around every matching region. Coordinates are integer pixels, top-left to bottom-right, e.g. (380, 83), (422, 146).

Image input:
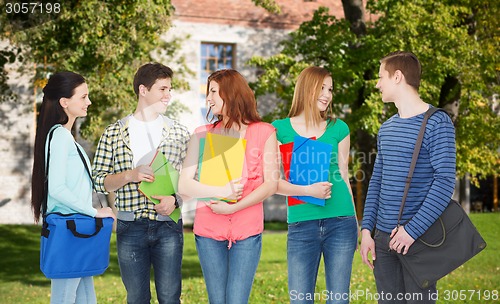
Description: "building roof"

(171, 0), (345, 29)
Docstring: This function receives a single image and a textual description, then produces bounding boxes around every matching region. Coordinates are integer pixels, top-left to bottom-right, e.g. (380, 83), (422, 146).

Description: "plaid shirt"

(92, 114), (190, 220)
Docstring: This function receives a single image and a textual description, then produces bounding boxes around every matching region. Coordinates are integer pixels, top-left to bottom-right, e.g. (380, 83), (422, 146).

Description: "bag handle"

(66, 217), (104, 238)
(396, 107), (448, 246)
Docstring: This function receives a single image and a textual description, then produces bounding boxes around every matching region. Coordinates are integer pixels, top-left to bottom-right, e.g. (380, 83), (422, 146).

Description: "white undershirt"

(128, 115), (163, 167)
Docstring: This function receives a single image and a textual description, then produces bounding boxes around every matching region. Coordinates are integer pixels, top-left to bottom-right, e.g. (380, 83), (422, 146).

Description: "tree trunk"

(439, 76), (460, 123)
(341, 0), (366, 37)
(340, 0), (370, 219)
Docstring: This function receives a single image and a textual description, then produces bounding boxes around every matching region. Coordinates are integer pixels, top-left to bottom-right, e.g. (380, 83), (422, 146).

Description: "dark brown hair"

(133, 62), (173, 96)
(380, 51), (422, 90)
(31, 71), (86, 223)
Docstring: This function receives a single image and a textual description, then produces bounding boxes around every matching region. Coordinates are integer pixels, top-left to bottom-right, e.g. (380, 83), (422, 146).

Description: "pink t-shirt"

(193, 122), (275, 245)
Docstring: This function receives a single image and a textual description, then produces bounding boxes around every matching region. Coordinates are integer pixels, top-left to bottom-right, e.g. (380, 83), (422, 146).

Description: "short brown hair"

(206, 69), (261, 129)
(133, 62), (173, 96)
(380, 51), (421, 90)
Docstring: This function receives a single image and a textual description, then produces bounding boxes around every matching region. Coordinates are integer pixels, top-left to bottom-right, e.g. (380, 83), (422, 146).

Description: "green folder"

(138, 150), (180, 223)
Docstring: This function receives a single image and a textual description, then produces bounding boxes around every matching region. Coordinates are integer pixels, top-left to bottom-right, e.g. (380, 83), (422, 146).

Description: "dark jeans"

(373, 229), (437, 304)
(116, 218), (183, 304)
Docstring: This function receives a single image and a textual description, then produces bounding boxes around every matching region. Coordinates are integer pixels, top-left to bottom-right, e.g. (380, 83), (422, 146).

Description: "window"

(199, 43), (235, 122)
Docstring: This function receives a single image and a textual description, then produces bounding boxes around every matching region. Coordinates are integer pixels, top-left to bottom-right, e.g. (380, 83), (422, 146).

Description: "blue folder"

(289, 136), (333, 206)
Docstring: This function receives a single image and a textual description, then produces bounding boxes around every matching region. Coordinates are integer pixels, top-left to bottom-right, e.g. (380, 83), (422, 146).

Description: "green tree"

(0, 0), (283, 143)
(251, 0), (280, 13)
(249, 0), (500, 193)
(1, 0), (193, 144)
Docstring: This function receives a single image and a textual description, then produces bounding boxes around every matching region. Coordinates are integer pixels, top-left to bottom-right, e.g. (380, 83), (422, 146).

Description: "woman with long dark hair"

(31, 71), (115, 304)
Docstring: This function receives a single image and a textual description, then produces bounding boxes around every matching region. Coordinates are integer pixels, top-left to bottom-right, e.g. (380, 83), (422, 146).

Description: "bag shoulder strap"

(74, 144), (93, 186)
(43, 127), (102, 219)
(42, 127), (59, 217)
(397, 107), (446, 225)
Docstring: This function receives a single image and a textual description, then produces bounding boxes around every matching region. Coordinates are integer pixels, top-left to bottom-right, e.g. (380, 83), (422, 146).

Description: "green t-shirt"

(272, 118), (355, 223)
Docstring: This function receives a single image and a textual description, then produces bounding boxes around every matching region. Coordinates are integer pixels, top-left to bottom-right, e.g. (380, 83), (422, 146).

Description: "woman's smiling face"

(317, 76), (333, 112)
(207, 80), (225, 116)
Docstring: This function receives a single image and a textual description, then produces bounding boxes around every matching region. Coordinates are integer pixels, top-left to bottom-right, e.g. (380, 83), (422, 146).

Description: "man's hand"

(128, 165), (154, 183)
(389, 226), (415, 255)
(153, 195), (176, 216)
(360, 229), (376, 270)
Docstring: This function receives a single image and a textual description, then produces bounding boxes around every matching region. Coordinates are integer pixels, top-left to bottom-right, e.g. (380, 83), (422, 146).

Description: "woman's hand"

(95, 207), (116, 220)
(222, 178), (244, 201)
(206, 200), (237, 215)
(306, 181), (332, 199)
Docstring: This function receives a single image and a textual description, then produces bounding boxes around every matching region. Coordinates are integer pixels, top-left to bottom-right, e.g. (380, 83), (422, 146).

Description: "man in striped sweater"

(360, 51), (456, 303)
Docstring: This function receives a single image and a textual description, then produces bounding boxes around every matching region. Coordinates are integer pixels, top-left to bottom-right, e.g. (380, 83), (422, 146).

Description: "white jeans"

(50, 277), (96, 304)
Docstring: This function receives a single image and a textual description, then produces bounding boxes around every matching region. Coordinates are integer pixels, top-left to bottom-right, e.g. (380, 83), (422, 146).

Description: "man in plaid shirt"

(93, 63), (190, 304)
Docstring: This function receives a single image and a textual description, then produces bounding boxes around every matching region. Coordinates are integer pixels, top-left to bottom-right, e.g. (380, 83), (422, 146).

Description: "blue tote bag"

(40, 213), (113, 278)
(40, 127), (113, 279)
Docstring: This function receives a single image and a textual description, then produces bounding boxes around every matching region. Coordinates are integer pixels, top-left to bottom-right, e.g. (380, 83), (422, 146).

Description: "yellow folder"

(138, 150), (180, 223)
(199, 132), (246, 202)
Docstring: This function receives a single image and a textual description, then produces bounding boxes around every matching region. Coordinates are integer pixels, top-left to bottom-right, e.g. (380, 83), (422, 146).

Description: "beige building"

(0, 0), (346, 224)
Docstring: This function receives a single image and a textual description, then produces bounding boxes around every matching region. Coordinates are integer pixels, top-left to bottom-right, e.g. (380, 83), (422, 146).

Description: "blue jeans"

(116, 219), (183, 304)
(195, 234), (262, 304)
(287, 216), (358, 304)
(50, 277), (96, 304)
(373, 229), (437, 304)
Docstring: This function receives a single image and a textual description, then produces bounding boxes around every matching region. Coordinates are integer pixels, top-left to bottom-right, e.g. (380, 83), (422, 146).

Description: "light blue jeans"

(287, 216), (358, 304)
(116, 218), (183, 304)
(195, 234), (262, 304)
(50, 277), (96, 304)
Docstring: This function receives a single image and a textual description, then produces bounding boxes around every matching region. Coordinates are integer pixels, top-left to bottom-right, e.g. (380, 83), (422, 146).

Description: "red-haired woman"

(179, 69), (279, 304)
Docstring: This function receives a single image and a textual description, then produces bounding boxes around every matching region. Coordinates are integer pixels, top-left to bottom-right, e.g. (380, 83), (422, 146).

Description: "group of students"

(31, 50), (456, 304)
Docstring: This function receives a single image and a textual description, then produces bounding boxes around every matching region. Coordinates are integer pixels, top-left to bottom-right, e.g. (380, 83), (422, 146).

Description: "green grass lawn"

(0, 213), (498, 303)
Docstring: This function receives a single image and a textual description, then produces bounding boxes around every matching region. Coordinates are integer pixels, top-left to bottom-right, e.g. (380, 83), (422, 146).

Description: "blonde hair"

(288, 66), (333, 128)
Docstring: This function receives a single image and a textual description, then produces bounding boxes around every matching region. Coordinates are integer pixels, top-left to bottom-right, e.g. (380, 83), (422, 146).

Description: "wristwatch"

(171, 194), (180, 208)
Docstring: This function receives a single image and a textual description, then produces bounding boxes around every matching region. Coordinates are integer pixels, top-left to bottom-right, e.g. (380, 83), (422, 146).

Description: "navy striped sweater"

(361, 108), (456, 240)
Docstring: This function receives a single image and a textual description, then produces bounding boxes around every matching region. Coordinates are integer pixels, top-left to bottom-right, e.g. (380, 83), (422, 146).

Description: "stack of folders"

(279, 136), (333, 206)
(199, 132), (247, 203)
(138, 151), (181, 223)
